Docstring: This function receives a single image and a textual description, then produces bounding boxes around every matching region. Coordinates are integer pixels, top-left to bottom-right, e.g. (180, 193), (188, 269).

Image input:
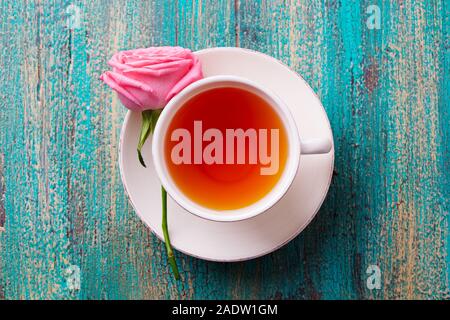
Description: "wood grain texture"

(0, 0), (448, 299)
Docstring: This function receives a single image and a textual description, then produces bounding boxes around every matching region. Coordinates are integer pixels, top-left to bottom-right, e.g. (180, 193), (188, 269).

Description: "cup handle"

(300, 138), (332, 155)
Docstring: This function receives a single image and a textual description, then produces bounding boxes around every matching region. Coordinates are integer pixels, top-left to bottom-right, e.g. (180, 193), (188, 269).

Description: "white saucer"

(119, 47), (334, 262)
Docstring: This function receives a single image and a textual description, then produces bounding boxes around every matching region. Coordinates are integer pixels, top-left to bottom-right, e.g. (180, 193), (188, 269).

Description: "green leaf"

(137, 109), (162, 168)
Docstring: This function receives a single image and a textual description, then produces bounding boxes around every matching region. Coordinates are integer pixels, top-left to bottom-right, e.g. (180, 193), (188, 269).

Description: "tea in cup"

(152, 76), (331, 222)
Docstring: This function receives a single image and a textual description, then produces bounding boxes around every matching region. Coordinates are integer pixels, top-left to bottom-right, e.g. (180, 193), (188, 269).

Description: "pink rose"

(100, 46), (203, 111)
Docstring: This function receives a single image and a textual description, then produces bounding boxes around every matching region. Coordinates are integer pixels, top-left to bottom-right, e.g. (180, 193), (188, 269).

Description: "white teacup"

(152, 75), (331, 222)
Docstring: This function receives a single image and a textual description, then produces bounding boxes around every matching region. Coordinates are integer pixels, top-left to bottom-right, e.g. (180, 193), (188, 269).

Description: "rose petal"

(106, 71), (154, 93)
(166, 56), (203, 100)
(122, 60), (192, 76)
(102, 46), (203, 110)
(100, 71), (143, 109)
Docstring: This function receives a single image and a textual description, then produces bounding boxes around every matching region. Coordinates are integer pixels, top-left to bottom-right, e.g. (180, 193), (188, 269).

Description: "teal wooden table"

(0, 0), (449, 300)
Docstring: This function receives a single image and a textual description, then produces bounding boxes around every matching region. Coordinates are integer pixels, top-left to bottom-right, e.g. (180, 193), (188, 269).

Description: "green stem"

(138, 109), (180, 279)
(161, 186), (180, 280)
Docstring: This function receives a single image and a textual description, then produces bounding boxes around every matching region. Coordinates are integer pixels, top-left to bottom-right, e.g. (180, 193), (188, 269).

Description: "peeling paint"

(363, 61), (379, 94)
(0, 0), (448, 300)
(0, 153), (5, 231)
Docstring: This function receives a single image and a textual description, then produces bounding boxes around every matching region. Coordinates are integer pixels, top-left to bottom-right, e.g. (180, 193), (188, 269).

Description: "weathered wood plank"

(0, 0), (448, 299)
